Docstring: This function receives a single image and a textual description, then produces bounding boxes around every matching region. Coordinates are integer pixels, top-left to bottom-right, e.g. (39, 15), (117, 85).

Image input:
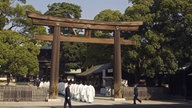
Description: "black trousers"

(64, 99), (72, 108)
(133, 95), (141, 104)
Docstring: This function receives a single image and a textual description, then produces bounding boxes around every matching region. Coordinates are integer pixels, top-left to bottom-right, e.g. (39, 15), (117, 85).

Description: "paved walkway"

(0, 96), (191, 108)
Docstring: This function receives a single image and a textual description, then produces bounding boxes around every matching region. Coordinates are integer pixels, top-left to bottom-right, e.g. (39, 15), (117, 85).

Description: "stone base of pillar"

(47, 99), (61, 102)
(113, 98), (126, 101)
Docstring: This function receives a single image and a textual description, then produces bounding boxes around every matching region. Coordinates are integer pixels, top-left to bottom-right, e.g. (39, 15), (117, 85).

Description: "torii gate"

(27, 12), (143, 100)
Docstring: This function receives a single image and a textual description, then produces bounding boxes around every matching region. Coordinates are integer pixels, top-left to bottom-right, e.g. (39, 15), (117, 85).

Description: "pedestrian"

(133, 83), (142, 104)
(64, 82), (72, 108)
(7, 73), (10, 85)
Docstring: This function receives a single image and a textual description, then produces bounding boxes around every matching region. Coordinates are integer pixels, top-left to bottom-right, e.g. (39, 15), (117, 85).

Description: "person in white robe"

(38, 81), (44, 88)
(78, 84), (84, 101)
(73, 84), (78, 100)
(70, 84), (75, 99)
(81, 85), (88, 102)
(44, 81), (50, 88)
(86, 85), (95, 103)
(75, 84), (81, 101)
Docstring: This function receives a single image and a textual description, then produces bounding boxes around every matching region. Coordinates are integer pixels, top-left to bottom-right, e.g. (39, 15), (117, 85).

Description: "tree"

(122, 30), (178, 84)
(0, 30), (40, 76)
(122, 0), (192, 85)
(44, 2), (86, 72)
(94, 9), (124, 21)
(94, 9), (124, 39)
(151, 0), (192, 66)
(0, 0), (46, 35)
(0, 0), (46, 77)
(83, 9), (124, 67)
(83, 44), (113, 67)
(45, 2), (81, 34)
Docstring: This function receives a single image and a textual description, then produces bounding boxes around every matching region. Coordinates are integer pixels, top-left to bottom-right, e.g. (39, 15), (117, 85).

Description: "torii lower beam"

(34, 35), (136, 45)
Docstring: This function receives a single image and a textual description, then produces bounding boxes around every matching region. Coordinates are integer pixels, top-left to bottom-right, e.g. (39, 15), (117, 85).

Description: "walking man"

(64, 82), (72, 108)
(133, 83), (142, 104)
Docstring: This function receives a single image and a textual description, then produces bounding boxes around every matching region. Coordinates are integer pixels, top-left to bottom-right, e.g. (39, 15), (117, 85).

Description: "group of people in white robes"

(37, 81), (95, 103)
(58, 82), (95, 103)
(38, 81), (50, 88)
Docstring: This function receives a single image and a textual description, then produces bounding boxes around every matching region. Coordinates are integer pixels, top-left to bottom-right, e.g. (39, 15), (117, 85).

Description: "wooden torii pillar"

(27, 12), (143, 99)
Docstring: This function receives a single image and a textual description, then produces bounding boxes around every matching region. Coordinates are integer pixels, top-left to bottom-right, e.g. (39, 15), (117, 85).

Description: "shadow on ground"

(30, 103), (192, 108)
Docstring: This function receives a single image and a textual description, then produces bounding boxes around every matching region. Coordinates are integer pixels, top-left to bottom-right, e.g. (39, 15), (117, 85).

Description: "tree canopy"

(0, 0), (46, 76)
(122, 0), (192, 83)
(44, 2), (86, 72)
(83, 9), (124, 67)
(0, 30), (40, 76)
(0, 0), (46, 34)
(94, 9), (124, 21)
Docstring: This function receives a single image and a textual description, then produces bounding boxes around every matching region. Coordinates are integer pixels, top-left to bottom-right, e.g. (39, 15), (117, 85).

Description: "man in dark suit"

(133, 83), (142, 104)
(64, 82), (72, 108)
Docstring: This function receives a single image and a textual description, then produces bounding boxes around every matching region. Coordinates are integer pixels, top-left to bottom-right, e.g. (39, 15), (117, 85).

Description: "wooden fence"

(0, 86), (48, 101)
(122, 87), (169, 100)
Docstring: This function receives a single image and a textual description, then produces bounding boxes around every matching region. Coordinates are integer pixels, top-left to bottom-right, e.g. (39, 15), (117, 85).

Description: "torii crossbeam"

(27, 12), (143, 99)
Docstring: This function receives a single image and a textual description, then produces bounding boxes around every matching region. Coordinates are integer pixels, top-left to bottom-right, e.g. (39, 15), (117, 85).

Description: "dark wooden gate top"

(27, 12), (143, 31)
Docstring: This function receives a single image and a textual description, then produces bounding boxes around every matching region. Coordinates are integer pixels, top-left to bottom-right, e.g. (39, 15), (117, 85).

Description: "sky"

(26, 0), (132, 20)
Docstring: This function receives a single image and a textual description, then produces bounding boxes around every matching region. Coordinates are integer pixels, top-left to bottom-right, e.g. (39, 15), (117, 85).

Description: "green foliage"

(45, 2), (86, 72)
(0, 0), (46, 76)
(11, 4), (46, 35)
(45, 2), (82, 18)
(123, 29), (178, 78)
(0, 0), (45, 76)
(17, 0), (26, 4)
(124, 0), (192, 79)
(60, 42), (87, 71)
(0, 0), (11, 30)
(82, 9), (124, 68)
(125, 0), (155, 25)
(152, 0), (192, 65)
(0, 0), (46, 36)
(83, 44), (113, 67)
(94, 9), (124, 21)
(0, 30), (40, 76)
(45, 2), (82, 34)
